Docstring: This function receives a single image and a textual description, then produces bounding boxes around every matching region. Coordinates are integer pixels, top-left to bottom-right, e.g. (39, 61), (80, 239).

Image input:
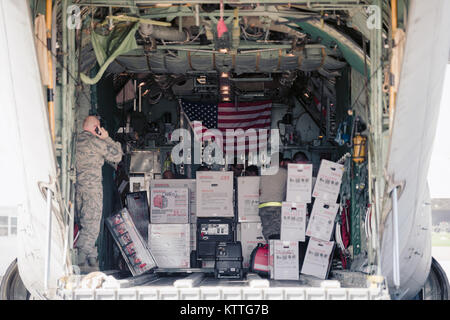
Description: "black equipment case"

(196, 217), (235, 260)
(214, 241), (244, 279)
(125, 191), (150, 242)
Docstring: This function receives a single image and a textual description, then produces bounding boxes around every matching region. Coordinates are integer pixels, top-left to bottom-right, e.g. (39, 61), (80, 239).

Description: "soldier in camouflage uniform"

(75, 116), (123, 268)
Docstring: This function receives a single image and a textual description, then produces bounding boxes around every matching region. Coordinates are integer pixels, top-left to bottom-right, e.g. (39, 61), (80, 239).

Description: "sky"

(428, 64), (450, 199)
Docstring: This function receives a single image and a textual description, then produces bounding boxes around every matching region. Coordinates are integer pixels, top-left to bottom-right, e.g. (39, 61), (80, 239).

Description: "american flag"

(181, 99), (272, 153)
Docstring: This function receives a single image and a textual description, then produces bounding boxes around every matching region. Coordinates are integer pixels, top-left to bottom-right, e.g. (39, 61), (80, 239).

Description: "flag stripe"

(182, 99), (272, 154)
(218, 107), (272, 116)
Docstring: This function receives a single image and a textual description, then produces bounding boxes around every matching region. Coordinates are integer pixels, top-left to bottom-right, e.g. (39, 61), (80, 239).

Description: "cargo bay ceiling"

(64, 0), (399, 103)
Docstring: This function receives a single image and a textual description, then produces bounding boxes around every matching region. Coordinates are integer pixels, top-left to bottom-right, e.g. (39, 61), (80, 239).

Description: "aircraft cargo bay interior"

(1, 0), (450, 301)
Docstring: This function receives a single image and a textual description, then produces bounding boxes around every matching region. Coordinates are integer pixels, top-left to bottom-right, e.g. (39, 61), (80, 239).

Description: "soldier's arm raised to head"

(91, 136), (124, 163)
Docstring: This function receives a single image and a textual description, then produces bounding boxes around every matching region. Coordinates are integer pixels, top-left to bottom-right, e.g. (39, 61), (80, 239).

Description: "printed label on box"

(269, 240), (299, 280)
(148, 224), (190, 268)
(306, 200), (339, 241)
(237, 177), (261, 222)
(196, 172), (234, 217)
(150, 188), (189, 223)
(301, 238), (334, 279)
(151, 179), (196, 222)
(281, 202), (307, 242)
(286, 164), (313, 203)
(312, 160), (344, 202)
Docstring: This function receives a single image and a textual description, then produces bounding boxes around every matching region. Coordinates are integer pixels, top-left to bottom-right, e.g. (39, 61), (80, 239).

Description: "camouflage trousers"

(259, 206), (282, 240)
(75, 187), (103, 259)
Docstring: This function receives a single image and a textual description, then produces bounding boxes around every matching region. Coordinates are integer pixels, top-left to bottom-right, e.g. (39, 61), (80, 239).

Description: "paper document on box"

(301, 238), (334, 279)
(148, 224), (190, 268)
(237, 176), (261, 222)
(312, 160), (344, 202)
(151, 179), (196, 222)
(269, 240), (299, 280)
(306, 200), (339, 241)
(150, 188), (189, 223)
(196, 171), (234, 217)
(286, 164), (312, 203)
(281, 202), (306, 242)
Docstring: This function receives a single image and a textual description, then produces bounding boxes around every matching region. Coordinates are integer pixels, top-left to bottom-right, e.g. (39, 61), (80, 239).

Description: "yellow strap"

(258, 202), (283, 209)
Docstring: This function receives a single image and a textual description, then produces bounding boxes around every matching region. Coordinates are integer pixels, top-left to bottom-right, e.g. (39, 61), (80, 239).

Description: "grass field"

(432, 232), (450, 247)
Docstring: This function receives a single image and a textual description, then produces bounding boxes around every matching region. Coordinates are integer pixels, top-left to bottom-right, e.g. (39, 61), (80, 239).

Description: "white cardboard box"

(237, 176), (261, 222)
(196, 171), (234, 217)
(269, 240), (299, 280)
(237, 222), (266, 268)
(151, 179), (197, 222)
(286, 164), (313, 203)
(312, 159), (344, 202)
(280, 202), (307, 242)
(150, 188), (189, 224)
(305, 200), (339, 241)
(148, 224), (190, 268)
(301, 238), (335, 279)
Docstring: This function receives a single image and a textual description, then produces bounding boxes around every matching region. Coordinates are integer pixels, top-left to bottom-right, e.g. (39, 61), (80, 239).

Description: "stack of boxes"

(150, 179), (197, 259)
(301, 159), (343, 279)
(148, 184), (191, 268)
(269, 163), (312, 280)
(121, 156), (344, 280)
(269, 159), (344, 280)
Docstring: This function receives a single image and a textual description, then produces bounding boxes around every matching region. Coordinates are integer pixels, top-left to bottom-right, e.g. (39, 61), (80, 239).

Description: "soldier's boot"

(87, 257), (99, 270)
(77, 251), (99, 273)
(77, 251), (88, 266)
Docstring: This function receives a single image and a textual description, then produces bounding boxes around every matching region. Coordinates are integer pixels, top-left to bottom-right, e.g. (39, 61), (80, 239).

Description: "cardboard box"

(237, 222), (266, 268)
(237, 176), (261, 222)
(150, 188), (189, 223)
(196, 171), (234, 217)
(151, 179), (197, 223)
(306, 200), (339, 241)
(301, 238), (335, 279)
(269, 240), (299, 280)
(312, 160), (344, 202)
(280, 202), (307, 242)
(286, 164), (313, 203)
(148, 224), (190, 268)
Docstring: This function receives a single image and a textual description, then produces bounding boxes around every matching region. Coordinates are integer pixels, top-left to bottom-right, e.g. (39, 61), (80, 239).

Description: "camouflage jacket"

(75, 130), (123, 190)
